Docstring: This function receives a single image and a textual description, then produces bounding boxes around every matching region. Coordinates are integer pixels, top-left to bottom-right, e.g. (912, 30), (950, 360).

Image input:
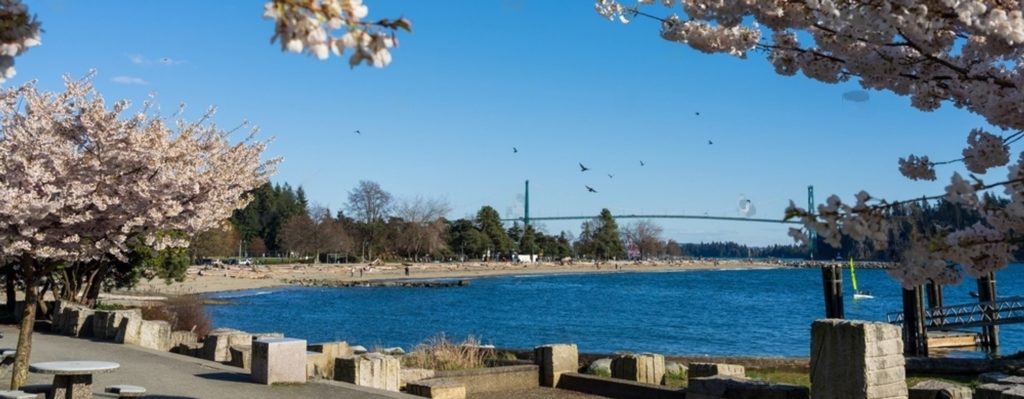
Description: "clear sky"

(14, 1), (996, 246)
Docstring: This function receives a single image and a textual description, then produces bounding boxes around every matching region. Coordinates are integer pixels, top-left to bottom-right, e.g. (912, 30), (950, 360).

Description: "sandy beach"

(122, 259), (798, 296)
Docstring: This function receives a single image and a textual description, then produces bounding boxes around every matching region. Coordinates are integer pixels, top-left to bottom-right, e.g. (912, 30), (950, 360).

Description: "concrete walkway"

(0, 326), (416, 399)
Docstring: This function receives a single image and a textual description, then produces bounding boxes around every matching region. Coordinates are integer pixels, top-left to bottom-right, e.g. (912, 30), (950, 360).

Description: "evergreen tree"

(476, 206), (513, 257)
(593, 208), (624, 259)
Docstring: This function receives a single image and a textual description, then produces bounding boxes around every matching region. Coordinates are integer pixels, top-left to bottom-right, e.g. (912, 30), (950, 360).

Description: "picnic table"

(29, 361), (119, 399)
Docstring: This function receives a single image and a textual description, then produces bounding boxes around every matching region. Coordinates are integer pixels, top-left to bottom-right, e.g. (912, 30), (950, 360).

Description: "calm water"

(207, 265), (1024, 357)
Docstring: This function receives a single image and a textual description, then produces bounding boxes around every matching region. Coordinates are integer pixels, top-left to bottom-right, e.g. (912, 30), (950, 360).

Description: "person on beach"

(405, 266), (410, 276)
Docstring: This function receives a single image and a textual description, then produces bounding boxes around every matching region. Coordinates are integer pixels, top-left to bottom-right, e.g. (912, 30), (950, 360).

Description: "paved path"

(0, 327), (416, 399)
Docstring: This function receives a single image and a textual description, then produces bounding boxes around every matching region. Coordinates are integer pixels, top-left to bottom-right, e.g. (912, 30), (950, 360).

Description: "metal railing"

(887, 296), (1024, 330)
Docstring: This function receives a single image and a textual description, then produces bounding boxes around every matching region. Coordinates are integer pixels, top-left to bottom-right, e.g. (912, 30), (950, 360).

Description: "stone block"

(137, 320), (171, 351)
(59, 304), (95, 337)
(251, 332), (284, 342)
(171, 342), (203, 357)
(1004, 387), (1024, 399)
(200, 329), (252, 362)
(534, 344), (578, 387)
(811, 319), (907, 399)
(611, 353), (665, 385)
(169, 331), (198, 348)
(975, 384), (1013, 399)
(307, 341), (351, 379)
(229, 345), (252, 370)
(908, 380), (972, 399)
(688, 375), (809, 399)
(407, 379), (466, 399)
(306, 351), (325, 379)
(335, 353), (401, 391)
(401, 368), (436, 388)
(251, 338), (307, 385)
(113, 313), (143, 345)
(688, 363), (745, 380)
(92, 309), (140, 341)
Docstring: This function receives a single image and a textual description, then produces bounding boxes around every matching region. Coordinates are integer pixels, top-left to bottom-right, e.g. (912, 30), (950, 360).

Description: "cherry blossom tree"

(0, 0), (41, 84)
(263, 0), (410, 68)
(595, 0), (1024, 288)
(0, 73), (274, 388)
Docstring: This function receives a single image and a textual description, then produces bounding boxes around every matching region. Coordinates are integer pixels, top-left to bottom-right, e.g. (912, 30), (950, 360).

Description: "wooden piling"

(902, 286), (928, 357)
(926, 281), (944, 326)
(977, 272), (1000, 353)
(821, 264), (844, 319)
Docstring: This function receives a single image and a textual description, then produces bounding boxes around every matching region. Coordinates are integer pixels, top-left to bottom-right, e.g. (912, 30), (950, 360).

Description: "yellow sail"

(849, 257), (859, 292)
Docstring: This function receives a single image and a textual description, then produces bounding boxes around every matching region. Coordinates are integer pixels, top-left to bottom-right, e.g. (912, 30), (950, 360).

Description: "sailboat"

(850, 257), (874, 300)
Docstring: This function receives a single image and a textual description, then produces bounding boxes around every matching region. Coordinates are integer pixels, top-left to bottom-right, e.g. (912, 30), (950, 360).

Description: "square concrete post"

(811, 319), (907, 399)
(534, 344), (578, 387)
(251, 338), (307, 385)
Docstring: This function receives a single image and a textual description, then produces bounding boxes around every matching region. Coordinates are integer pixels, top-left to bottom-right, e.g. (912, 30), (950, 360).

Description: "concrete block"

(306, 351), (325, 379)
(335, 353), (401, 391)
(251, 338), (307, 385)
(113, 313), (143, 345)
(307, 341), (351, 379)
(200, 329), (252, 362)
(401, 368), (436, 388)
(688, 375), (809, 399)
(59, 304), (94, 337)
(1004, 387), (1024, 399)
(229, 345), (252, 370)
(811, 319), (907, 399)
(975, 383), (1013, 399)
(908, 380), (972, 399)
(137, 320), (171, 351)
(688, 362), (745, 380)
(407, 379), (466, 399)
(169, 330), (198, 348)
(611, 353), (665, 385)
(534, 344), (578, 387)
(92, 309), (141, 341)
(171, 342), (203, 357)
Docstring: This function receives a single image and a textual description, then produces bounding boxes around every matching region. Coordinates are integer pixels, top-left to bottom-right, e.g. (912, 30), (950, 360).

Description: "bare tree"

(394, 197), (451, 261)
(623, 220), (664, 260)
(190, 222), (240, 260)
(346, 180), (393, 224)
(281, 205), (350, 263)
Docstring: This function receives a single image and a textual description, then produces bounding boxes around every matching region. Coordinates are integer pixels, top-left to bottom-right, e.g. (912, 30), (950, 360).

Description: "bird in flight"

(695, 112), (701, 116)
(607, 174), (614, 179)
(586, 185), (598, 193)
(708, 140), (713, 145)
(640, 160), (645, 166)
(513, 147), (518, 153)
(579, 163), (589, 172)
(354, 130), (362, 135)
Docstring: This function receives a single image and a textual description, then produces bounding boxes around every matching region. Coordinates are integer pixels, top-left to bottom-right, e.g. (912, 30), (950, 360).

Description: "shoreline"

(121, 259), (814, 297)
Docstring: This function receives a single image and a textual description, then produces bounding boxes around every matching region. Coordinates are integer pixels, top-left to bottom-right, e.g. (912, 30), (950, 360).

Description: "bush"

(402, 333), (493, 371)
(140, 295), (211, 336)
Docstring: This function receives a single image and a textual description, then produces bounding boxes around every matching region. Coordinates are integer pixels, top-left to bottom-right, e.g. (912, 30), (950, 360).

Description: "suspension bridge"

(500, 180), (812, 226)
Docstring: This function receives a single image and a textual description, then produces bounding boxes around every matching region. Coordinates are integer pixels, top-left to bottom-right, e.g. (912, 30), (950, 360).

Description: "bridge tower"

(808, 185), (817, 259)
(524, 180), (530, 227)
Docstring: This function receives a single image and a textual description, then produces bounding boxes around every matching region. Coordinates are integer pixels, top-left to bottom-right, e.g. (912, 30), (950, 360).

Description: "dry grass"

(140, 295), (211, 336)
(402, 333), (493, 371)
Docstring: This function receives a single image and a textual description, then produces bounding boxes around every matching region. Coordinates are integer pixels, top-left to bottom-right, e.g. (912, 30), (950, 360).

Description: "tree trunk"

(10, 255), (37, 389)
(83, 263), (110, 307)
(4, 265), (15, 315)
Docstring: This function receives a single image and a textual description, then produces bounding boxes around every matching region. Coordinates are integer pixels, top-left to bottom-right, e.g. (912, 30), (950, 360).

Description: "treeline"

(196, 181), (1010, 263)
(191, 180), (782, 262)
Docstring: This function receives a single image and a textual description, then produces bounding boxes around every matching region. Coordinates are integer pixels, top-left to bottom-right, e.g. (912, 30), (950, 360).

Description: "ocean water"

(206, 265), (1024, 357)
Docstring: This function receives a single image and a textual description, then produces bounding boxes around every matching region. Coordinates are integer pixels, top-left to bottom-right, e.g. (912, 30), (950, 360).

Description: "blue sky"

(15, 1), (995, 245)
